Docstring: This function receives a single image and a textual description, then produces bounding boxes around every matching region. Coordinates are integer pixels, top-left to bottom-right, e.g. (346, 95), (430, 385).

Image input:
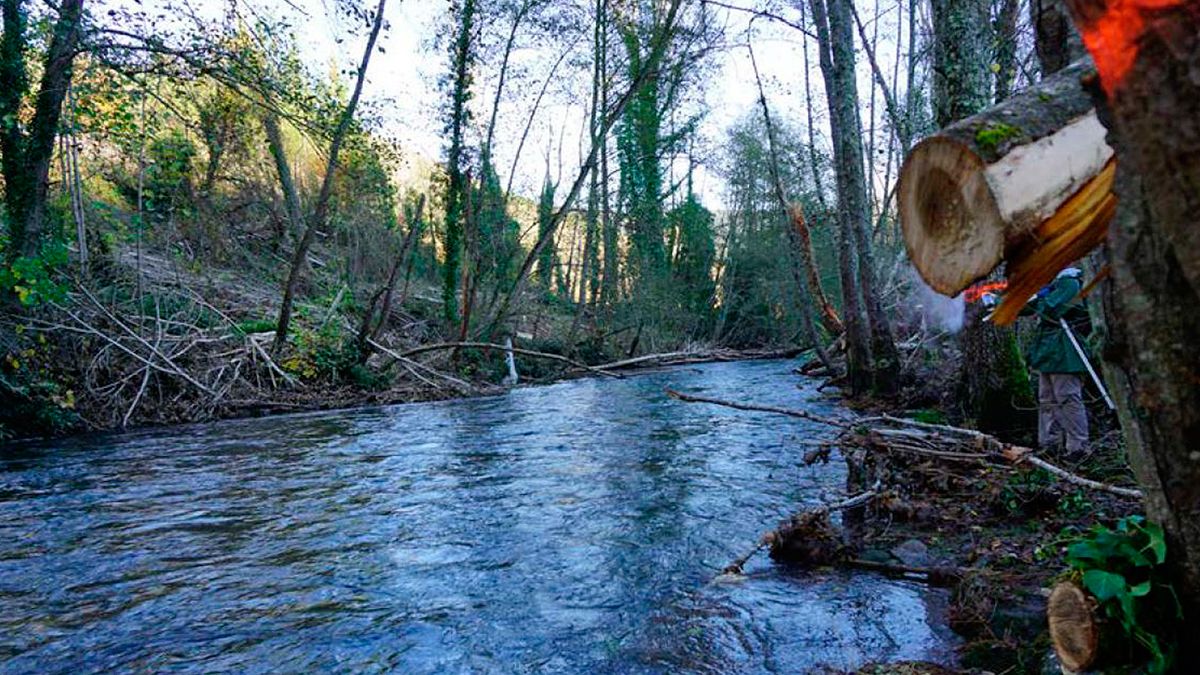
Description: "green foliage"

(719, 113), (830, 346)
(438, 0), (479, 325)
(668, 192), (716, 334)
(535, 174), (557, 296)
(974, 122), (1021, 156)
(1065, 516), (1179, 672)
(998, 466), (1055, 514)
(0, 243), (69, 307)
(1056, 489), (1092, 519)
(1, 329), (81, 438)
(907, 408), (947, 425)
(280, 321), (359, 382)
(234, 319), (277, 336)
(473, 157), (521, 289)
(143, 130), (197, 227)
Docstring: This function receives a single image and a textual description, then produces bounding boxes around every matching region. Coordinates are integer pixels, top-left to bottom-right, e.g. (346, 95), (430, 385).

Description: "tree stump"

(1047, 580), (1101, 672)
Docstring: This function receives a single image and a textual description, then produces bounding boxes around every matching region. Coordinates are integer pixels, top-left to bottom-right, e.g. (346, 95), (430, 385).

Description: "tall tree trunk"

(1032, 0), (1085, 77)
(993, 0), (1020, 102)
(272, 0), (387, 354)
(748, 41), (834, 372)
(799, 1), (829, 213)
(262, 113), (305, 245)
(1, 0), (85, 264)
(930, 0), (992, 128)
(813, 0), (901, 393)
(810, 0), (871, 393)
(830, 0), (901, 392)
(1062, 0), (1200, 660)
(441, 0), (478, 325)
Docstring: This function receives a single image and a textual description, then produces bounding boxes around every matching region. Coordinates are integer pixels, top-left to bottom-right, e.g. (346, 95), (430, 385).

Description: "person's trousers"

(1038, 372), (1088, 454)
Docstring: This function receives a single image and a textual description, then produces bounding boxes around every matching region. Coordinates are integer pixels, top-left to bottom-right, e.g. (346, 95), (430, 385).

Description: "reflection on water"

(1, 360), (956, 673)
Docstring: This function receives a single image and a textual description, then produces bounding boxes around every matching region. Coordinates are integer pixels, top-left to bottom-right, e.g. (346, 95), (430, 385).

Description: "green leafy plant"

(0, 245), (69, 307)
(1056, 489), (1092, 519)
(999, 466), (1055, 514)
(1065, 515), (1179, 672)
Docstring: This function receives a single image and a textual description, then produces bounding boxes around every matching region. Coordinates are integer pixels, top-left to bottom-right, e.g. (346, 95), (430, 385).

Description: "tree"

(929, 0), (992, 128)
(808, 0), (900, 393)
(667, 186), (716, 331)
(440, 0), (478, 325)
(1061, 0), (1200, 661)
(534, 171), (557, 295)
(271, 0), (388, 354)
(1032, 0), (1085, 77)
(482, 0), (686, 337)
(1, 0), (86, 266)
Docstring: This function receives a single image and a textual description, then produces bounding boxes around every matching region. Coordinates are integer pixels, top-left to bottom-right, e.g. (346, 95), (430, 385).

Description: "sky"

(251, 0), (911, 212)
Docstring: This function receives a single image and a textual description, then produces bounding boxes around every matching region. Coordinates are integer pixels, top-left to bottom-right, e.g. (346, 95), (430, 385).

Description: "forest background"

(0, 0), (1053, 441)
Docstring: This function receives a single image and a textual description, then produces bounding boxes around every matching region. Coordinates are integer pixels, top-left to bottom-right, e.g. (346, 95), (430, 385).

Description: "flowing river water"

(1, 359), (958, 673)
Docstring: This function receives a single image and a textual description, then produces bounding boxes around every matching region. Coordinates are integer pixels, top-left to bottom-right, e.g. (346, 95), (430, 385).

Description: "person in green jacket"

(1024, 268), (1090, 457)
(984, 267), (1091, 456)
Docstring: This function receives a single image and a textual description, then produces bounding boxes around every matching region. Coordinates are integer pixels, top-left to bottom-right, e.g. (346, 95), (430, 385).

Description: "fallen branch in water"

(669, 390), (1141, 499)
(397, 341), (622, 379)
(721, 489), (879, 576)
(843, 559), (968, 586)
(666, 389), (852, 429)
(592, 347), (806, 372)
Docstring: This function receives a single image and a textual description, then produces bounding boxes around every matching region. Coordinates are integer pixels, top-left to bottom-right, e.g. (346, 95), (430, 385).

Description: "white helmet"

(1057, 267), (1082, 279)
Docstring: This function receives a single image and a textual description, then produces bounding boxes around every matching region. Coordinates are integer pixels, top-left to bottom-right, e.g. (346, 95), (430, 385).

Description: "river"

(0, 359), (957, 673)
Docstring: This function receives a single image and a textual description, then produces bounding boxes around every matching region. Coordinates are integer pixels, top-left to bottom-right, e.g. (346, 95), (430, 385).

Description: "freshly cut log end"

(899, 138), (1006, 295)
(898, 59), (1112, 297)
(1048, 580), (1100, 672)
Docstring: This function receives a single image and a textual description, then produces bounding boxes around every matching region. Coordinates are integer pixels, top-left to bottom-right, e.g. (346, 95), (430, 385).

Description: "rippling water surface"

(1, 359), (956, 673)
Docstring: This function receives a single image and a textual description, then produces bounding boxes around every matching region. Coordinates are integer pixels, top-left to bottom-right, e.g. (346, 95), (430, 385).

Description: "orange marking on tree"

(1074, 0), (1190, 96)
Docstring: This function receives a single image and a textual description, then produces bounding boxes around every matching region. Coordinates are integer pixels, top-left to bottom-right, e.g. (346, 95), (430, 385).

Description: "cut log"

(1047, 581), (1100, 672)
(898, 59), (1112, 296)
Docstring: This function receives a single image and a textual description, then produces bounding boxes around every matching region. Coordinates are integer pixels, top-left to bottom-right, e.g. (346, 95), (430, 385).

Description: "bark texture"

(1031, 0), (1086, 76)
(0, 0), (86, 262)
(810, 0), (900, 393)
(930, 0), (991, 128)
(1063, 0), (1200, 662)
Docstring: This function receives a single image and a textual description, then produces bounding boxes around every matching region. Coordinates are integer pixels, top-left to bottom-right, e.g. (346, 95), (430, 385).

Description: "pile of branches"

(668, 389), (1142, 585)
(667, 389), (1140, 500)
(0, 278), (477, 434)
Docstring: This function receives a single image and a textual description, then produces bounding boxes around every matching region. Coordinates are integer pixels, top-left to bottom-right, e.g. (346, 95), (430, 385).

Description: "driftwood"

(592, 347), (805, 372)
(395, 341), (622, 379)
(668, 390), (1142, 499)
(898, 59), (1111, 297)
(720, 489), (879, 576)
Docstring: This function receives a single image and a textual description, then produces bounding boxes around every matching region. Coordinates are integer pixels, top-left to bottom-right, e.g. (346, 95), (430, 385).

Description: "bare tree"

(271, 0), (388, 354)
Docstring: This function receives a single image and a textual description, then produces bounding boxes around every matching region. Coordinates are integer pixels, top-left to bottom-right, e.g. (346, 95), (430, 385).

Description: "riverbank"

(672, 385), (1141, 674)
(0, 242), (807, 442)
